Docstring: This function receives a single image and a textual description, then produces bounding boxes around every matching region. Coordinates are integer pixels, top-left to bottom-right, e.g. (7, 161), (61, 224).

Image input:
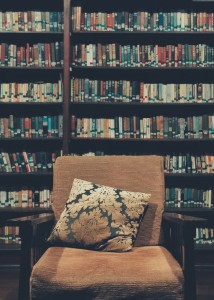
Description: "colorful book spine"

(72, 43), (214, 68)
(72, 8), (214, 33)
(0, 42), (63, 67)
(0, 115), (63, 138)
(0, 11), (63, 32)
(165, 188), (213, 208)
(70, 115), (214, 139)
(70, 79), (214, 103)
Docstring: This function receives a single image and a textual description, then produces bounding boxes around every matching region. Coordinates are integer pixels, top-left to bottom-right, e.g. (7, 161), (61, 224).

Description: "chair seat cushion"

(31, 246), (184, 300)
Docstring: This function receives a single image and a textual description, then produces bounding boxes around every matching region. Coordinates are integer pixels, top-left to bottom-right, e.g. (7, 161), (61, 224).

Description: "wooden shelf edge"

(0, 102), (63, 106)
(0, 67), (63, 71)
(71, 102), (214, 106)
(72, 66), (214, 71)
(70, 137), (214, 142)
(0, 31), (63, 35)
(72, 30), (214, 35)
(165, 173), (214, 178)
(165, 207), (214, 212)
(195, 244), (214, 250)
(0, 207), (52, 212)
(0, 172), (53, 177)
(0, 243), (21, 251)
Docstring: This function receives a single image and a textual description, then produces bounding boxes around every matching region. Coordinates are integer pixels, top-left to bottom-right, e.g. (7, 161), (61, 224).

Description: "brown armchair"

(5, 156), (207, 300)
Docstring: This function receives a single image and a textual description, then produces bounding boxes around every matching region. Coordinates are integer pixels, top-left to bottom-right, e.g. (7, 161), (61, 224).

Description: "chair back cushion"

(52, 155), (165, 246)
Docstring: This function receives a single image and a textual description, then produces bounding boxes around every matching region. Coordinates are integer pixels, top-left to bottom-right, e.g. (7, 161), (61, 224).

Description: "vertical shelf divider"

(63, 0), (71, 154)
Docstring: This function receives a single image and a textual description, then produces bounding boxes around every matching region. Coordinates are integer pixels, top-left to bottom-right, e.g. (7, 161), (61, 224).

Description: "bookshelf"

(68, 0), (214, 251)
(0, 0), (64, 249)
(1, 0), (214, 254)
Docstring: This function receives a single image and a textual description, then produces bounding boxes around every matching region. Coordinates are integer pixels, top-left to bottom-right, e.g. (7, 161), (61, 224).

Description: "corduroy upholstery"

(30, 156), (184, 300)
(31, 246), (184, 300)
(52, 156), (165, 246)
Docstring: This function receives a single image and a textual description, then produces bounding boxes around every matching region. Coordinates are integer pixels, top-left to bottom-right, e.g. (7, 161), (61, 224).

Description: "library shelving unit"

(1, 0), (214, 260)
(0, 0), (64, 252)
(67, 0), (214, 254)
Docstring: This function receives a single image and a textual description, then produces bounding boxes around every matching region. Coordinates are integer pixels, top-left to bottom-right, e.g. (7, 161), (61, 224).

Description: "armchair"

(5, 156), (207, 300)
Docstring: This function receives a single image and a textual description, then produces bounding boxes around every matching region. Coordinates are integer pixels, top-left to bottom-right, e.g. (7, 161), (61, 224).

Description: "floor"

(196, 266), (214, 300)
(0, 266), (213, 300)
(0, 267), (19, 300)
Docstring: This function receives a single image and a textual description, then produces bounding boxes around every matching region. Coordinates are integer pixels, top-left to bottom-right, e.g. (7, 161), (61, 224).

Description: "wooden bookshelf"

(1, 0), (214, 253)
(68, 0), (214, 250)
(0, 0), (64, 249)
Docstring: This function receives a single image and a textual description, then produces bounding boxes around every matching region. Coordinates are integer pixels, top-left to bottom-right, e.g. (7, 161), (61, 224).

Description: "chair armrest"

(3, 213), (55, 254)
(162, 212), (207, 300)
(0, 212), (55, 300)
(0, 213), (55, 227)
(0, 212), (55, 265)
(162, 212), (207, 260)
(163, 212), (207, 226)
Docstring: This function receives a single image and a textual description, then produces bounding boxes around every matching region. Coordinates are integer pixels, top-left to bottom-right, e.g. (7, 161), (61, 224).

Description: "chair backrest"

(52, 155), (165, 246)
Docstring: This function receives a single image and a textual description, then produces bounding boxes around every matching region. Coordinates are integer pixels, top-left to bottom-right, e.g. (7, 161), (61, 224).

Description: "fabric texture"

(48, 178), (150, 252)
(31, 246), (184, 300)
(52, 156), (165, 247)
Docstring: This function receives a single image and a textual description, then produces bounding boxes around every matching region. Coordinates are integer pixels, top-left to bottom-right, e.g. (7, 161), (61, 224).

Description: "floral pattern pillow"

(48, 178), (151, 252)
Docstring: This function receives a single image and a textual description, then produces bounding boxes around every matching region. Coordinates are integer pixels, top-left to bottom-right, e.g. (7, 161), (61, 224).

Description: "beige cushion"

(31, 246), (184, 300)
(48, 178), (150, 252)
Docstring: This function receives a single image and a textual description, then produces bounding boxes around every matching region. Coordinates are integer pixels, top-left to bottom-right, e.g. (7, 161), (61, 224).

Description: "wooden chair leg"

(18, 225), (33, 300)
(183, 225), (197, 300)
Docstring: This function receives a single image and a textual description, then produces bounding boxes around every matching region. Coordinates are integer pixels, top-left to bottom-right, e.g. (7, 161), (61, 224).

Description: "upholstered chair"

(4, 156), (206, 300)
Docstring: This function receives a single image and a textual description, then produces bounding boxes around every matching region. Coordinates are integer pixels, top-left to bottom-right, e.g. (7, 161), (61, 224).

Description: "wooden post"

(18, 225), (33, 300)
(63, 0), (71, 154)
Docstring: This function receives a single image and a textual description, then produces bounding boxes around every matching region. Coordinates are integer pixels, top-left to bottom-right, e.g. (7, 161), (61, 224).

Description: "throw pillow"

(48, 178), (150, 252)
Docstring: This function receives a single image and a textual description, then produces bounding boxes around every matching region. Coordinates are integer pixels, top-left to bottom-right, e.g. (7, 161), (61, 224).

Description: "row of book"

(0, 80), (62, 103)
(0, 115), (63, 138)
(164, 154), (214, 174)
(195, 227), (214, 245)
(0, 11), (63, 32)
(71, 115), (214, 139)
(72, 43), (214, 67)
(0, 42), (63, 67)
(71, 79), (214, 103)
(72, 7), (214, 32)
(0, 151), (61, 173)
(165, 188), (213, 208)
(0, 189), (52, 208)
(1, 151), (213, 174)
(0, 227), (20, 244)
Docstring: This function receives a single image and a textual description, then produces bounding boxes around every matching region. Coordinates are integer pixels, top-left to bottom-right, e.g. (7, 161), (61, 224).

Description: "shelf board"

(165, 173), (214, 187)
(193, 0), (214, 2)
(71, 102), (214, 106)
(165, 173), (214, 178)
(0, 207), (52, 213)
(0, 102), (62, 106)
(72, 31), (214, 35)
(72, 66), (214, 71)
(0, 172), (53, 177)
(0, 242), (21, 251)
(0, 31), (63, 35)
(0, 67), (63, 71)
(0, 137), (63, 142)
(70, 137), (214, 142)
(195, 244), (214, 251)
(165, 207), (214, 213)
